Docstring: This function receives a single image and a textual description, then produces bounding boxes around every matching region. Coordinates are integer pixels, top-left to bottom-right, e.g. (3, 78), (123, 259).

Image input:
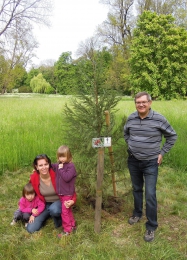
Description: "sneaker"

(25, 223), (28, 228)
(57, 232), (70, 238)
(10, 219), (17, 226)
(71, 226), (76, 232)
(144, 230), (155, 242)
(128, 215), (141, 225)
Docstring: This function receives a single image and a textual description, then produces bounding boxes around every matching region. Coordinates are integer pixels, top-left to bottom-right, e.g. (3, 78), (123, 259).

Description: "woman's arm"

(31, 197), (46, 217)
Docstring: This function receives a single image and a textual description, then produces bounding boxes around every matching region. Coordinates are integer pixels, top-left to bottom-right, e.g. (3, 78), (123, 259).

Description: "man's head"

(134, 92), (152, 118)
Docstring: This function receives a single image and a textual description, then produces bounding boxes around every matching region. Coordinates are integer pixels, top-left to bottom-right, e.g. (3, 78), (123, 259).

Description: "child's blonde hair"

(22, 183), (35, 197)
(57, 145), (72, 163)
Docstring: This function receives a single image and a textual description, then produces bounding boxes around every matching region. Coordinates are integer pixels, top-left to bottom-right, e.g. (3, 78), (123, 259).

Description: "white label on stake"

(92, 137), (111, 148)
(104, 137), (111, 147)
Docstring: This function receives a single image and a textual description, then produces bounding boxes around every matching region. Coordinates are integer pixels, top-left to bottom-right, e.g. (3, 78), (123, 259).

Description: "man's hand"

(157, 154), (163, 165)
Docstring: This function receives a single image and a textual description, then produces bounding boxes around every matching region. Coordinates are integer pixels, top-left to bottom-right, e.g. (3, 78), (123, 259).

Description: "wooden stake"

(94, 147), (104, 233)
(104, 110), (117, 197)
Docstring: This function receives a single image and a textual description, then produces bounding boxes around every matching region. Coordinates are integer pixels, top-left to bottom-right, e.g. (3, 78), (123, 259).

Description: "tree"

(76, 38), (113, 96)
(3, 22), (38, 67)
(9, 64), (27, 90)
(98, 0), (135, 48)
(0, 54), (8, 92)
(136, 0), (187, 28)
(54, 52), (77, 94)
(61, 37), (126, 195)
(129, 11), (187, 99)
(0, 0), (52, 37)
(30, 73), (54, 93)
(38, 60), (57, 92)
(0, 54), (27, 93)
(0, 0), (53, 94)
(104, 44), (131, 94)
(96, 0), (136, 94)
(0, 22), (38, 93)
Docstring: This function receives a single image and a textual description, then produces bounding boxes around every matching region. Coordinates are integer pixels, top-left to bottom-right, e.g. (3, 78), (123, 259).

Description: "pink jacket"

(19, 196), (45, 217)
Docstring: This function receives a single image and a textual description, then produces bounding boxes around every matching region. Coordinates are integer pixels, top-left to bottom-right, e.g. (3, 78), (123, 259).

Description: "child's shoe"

(57, 232), (70, 238)
(10, 219), (17, 225)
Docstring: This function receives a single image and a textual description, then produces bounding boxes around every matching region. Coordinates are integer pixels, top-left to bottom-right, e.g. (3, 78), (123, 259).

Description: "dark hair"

(57, 145), (72, 163)
(134, 92), (152, 102)
(33, 154), (52, 173)
(22, 183), (35, 197)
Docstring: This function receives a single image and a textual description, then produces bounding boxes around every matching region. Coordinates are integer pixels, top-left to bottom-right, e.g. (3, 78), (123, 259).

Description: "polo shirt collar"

(134, 108), (153, 118)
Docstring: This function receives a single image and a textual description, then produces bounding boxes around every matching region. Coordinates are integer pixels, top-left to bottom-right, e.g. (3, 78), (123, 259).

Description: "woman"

(26, 154), (76, 233)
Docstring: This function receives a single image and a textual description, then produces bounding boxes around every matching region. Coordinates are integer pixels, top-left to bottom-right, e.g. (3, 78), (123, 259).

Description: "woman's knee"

(49, 201), (61, 216)
(26, 223), (39, 233)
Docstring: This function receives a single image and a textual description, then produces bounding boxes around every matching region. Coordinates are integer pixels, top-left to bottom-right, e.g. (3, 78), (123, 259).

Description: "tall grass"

(0, 94), (71, 173)
(116, 99), (187, 170)
(0, 94), (186, 173)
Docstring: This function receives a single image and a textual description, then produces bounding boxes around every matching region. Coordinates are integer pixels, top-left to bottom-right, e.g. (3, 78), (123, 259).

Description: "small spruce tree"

(62, 40), (127, 198)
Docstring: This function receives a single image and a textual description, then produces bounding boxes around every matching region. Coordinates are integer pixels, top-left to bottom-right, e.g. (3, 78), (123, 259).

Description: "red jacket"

(30, 168), (76, 203)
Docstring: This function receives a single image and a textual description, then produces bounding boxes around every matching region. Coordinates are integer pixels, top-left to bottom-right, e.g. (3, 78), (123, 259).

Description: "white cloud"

(32, 0), (108, 65)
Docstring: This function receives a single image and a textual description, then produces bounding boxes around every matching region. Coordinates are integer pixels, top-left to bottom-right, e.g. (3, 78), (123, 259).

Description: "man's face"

(135, 95), (152, 116)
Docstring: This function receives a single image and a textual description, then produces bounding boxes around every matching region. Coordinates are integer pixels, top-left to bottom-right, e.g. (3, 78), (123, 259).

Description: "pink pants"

(59, 195), (76, 233)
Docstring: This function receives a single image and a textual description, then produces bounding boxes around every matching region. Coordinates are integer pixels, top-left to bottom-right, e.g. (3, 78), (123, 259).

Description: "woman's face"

(36, 159), (50, 175)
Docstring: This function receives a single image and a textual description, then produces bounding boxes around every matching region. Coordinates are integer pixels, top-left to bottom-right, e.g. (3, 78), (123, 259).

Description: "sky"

(32, 0), (108, 66)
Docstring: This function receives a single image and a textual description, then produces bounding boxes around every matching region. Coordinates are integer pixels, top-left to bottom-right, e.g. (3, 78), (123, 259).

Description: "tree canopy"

(129, 11), (187, 99)
(0, 0), (52, 93)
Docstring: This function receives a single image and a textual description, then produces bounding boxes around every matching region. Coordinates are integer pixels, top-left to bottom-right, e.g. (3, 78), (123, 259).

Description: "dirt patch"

(85, 195), (125, 214)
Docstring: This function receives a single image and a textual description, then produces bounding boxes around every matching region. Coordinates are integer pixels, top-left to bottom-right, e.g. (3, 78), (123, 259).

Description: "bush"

(18, 86), (32, 93)
(45, 86), (56, 94)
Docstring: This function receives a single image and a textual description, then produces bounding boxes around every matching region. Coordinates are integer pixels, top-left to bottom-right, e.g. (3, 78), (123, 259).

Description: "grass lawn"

(1, 166), (187, 260)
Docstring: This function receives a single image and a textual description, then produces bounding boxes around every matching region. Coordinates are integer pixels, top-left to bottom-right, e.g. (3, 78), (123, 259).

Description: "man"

(124, 91), (177, 242)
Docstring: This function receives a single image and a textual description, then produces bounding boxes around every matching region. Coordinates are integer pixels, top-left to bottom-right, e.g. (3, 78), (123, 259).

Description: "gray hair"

(134, 92), (152, 102)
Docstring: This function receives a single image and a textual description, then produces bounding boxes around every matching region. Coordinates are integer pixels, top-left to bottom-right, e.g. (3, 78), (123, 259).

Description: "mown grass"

(1, 166), (187, 259)
(0, 94), (187, 259)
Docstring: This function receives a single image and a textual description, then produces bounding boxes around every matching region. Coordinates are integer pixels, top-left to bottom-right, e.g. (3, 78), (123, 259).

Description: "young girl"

(11, 182), (45, 227)
(52, 145), (77, 237)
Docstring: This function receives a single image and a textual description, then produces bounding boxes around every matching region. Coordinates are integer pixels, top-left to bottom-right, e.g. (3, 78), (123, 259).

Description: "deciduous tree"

(30, 73), (54, 93)
(98, 0), (135, 47)
(54, 52), (77, 94)
(136, 0), (187, 28)
(0, 0), (52, 93)
(129, 11), (187, 99)
(0, 0), (52, 37)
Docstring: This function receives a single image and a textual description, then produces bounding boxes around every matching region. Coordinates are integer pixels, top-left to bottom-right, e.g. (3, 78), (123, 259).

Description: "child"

(11, 182), (45, 227)
(52, 145), (77, 237)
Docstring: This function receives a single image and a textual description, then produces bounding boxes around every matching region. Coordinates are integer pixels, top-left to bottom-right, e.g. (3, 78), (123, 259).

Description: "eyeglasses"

(135, 101), (150, 105)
